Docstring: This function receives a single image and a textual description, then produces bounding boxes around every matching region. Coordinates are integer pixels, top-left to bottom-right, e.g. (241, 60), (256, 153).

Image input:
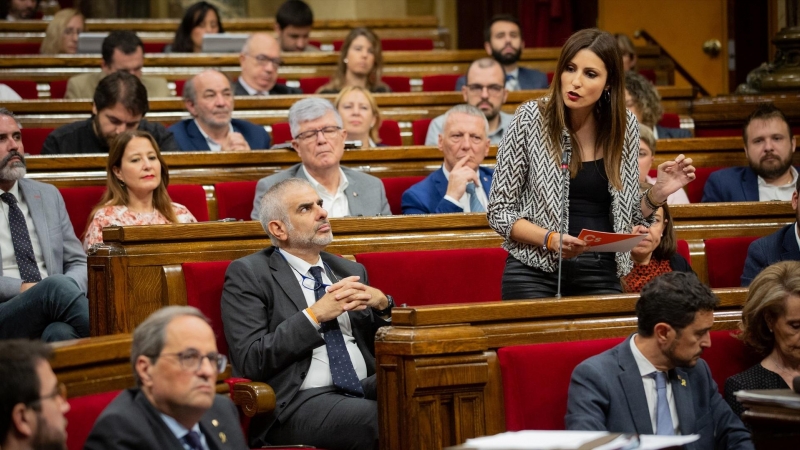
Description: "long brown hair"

(85, 130), (178, 235)
(540, 28), (626, 190)
(318, 27), (388, 93)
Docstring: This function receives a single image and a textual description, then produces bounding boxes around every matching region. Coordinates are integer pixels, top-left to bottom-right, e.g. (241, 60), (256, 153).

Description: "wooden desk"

(737, 389), (800, 450)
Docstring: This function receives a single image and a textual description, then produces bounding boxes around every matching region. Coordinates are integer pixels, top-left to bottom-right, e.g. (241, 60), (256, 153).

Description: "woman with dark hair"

(170, 1), (223, 53)
(725, 260), (800, 417)
(488, 28), (695, 299)
(83, 130), (197, 250)
(317, 27), (390, 94)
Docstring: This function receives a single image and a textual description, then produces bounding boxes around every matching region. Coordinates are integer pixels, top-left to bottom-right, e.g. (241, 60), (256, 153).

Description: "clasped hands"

(308, 276), (388, 323)
(220, 132), (251, 152)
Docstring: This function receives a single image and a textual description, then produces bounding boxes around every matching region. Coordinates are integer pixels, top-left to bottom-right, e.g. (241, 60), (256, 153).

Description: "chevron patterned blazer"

(487, 100), (651, 277)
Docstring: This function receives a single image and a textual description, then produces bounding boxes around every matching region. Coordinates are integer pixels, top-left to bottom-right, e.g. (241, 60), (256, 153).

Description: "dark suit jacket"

(455, 66), (549, 91)
(702, 166), (759, 203)
(220, 248), (390, 446)
(169, 118), (271, 151)
(233, 79), (303, 96)
(84, 388), (248, 450)
(741, 223), (800, 286)
(656, 124), (692, 139)
(565, 336), (753, 450)
(401, 166), (493, 214)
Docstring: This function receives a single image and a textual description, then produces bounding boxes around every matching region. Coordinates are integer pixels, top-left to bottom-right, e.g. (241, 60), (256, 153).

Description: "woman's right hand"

(550, 233), (588, 259)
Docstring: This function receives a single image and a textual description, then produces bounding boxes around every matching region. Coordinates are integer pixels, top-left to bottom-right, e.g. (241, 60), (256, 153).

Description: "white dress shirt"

(0, 182), (48, 280)
(302, 165), (350, 217)
(441, 165), (488, 212)
(237, 77), (269, 96)
(629, 335), (680, 434)
(757, 166), (798, 201)
(193, 119), (234, 152)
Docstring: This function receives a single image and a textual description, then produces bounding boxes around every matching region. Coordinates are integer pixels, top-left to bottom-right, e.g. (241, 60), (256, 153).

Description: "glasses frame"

(465, 83), (504, 95)
(246, 53), (282, 68)
(27, 382), (67, 409)
(294, 126), (343, 142)
(159, 350), (227, 373)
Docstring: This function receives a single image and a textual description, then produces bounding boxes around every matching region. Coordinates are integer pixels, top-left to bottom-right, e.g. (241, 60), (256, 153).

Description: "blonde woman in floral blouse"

(83, 130), (196, 251)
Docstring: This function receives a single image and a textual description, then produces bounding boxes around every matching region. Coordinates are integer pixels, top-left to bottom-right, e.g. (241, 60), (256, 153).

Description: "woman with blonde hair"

(317, 27), (390, 94)
(334, 85), (384, 148)
(40, 8), (84, 54)
(83, 130), (196, 250)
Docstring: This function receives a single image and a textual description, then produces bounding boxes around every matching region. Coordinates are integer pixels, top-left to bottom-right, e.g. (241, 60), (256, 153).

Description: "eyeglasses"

(466, 84), (504, 95)
(294, 126), (342, 142)
(246, 54), (282, 68)
(27, 383), (67, 407)
(159, 349), (227, 372)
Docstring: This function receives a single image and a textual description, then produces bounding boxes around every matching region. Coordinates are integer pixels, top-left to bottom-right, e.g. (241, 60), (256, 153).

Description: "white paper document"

(462, 430), (699, 449)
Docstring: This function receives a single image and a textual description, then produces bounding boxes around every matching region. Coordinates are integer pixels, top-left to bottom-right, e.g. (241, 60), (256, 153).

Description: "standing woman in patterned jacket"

(487, 28), (695, 299)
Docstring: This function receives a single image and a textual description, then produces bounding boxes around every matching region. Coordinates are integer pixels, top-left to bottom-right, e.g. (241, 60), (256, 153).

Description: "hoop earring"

(602, 89), (611, 105)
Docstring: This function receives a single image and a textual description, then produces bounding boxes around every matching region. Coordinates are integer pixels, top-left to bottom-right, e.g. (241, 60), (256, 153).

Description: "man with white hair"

(250, 97), (390, 219)
(234, 33), (302, 96)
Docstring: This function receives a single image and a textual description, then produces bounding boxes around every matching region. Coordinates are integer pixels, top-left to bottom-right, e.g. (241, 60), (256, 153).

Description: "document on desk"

(577, 229), (647, 253)
(462, 430), (699, 449)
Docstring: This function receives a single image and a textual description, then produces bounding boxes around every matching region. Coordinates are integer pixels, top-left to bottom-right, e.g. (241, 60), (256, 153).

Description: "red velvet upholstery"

(498, 331), (756, 431)
(50, 80), (68, 99)
(20, 127), (54, 155)
(167, 184), (209, 222)
(676, 239), (691, 263)
(143, 42), (169, 53)
(704, 236), (759, 288)
(658, 113), (681, 129)
(382, 76), (411, 93)
(547, 72), (554, 84)
(175, 79), (187, 97)
(58, 186), (106, 239)
(271, 122), (292, 145)
(422, 74), (460, 92)
(686, 166), (721, 203)
(0, 42), (41, 54)
(66, 390), (121, 450)
(183, 260), (233, 355)
(215, 181), (257, 221)
(354, 248), (508, 306)
(377, 119), (402, 146)
(4, 80), (39, 99)
(299, 77), (330, 94)
(411, 118), (432, 146)
(638, 69), (657, 84)
(380, 176), (424, 215)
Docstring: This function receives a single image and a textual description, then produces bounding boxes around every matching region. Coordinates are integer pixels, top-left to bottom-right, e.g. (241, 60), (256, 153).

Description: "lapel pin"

(353, 192), (359, 197)
(212, 419), (219, 427)
(677, 375), (686, 387)
(219, 432), (227, 443)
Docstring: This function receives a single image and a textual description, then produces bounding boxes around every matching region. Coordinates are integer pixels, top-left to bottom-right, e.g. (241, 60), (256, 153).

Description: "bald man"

(235, 33), (302, 96)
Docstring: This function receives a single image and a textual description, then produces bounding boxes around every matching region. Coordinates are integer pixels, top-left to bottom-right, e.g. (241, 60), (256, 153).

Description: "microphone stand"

(556, 149), (571, 298)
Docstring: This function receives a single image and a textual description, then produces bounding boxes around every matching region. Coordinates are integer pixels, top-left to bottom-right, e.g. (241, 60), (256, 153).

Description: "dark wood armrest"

(232, 381), (275, 417)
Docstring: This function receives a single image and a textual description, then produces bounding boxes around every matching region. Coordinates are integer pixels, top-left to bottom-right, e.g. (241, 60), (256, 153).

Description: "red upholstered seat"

(701, 330), (760, 393)
(382, 76), (410, 93)
(215, 181), (257, 221)
(50, 80), (68, 99)
(175, 79), (187, 97)
(704, 236), (759, 288)
(686, 166), (721, 203)
(0, 42), (41, 54)
(658, 113), (681, 129)
(411, 118), (432, 146)
(4, 80), (39, 99)
(547, 72), (554, 84)
(20, 127), (54, 155)
(66, 390), (121, 450)
(299, 77), (330, 94)
(354, 248), (508, 306)
(676, 239), (691, 263)
(183, 260), (233, 355)
(167, 184), (209, 222)
(271, 122), (292, 145)
(380, 176), (424, 215)
(143, 42), (168, 53)
(638, 69), (657, 84)
(422, 74), (460, 92)
(58, 186), (106, 240)
(377, 119), (402, 146)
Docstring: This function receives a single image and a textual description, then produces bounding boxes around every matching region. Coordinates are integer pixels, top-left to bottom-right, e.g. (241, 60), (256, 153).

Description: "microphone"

(794, 376), (800, 393)
(556, 149), (571, 298)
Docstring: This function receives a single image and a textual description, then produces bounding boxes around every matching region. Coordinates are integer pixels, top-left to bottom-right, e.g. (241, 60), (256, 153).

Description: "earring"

(118, 179), (125, 187)
(603, 89), (611, 105)
(343, 58), (349, 64)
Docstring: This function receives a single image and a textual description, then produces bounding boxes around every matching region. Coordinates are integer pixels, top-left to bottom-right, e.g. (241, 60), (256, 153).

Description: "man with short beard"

(566, 272), (753, 450)
(222, 177), (393, 450)
(454, 14), (548, 92)
(0, 340), (70, 450)
(3, 0), (38, 21)
(703, 103), (797, 202)
(0, 108), (89, 342)
(41, 71), (176, 155)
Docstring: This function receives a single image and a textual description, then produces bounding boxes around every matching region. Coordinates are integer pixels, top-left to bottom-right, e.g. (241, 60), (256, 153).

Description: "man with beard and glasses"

(42, 72), (176, 155)
(222, 178), (393, 450)
(703, 103), (797, 202)
(0, 108), (89, 342)
(566, 272), (753, 450)
(169, 69), (271, 151)
(0, 340), (70, 450)
(425, 58), (513, 146)
(2, 0), (39, 21)
(454, 14), (548, 92)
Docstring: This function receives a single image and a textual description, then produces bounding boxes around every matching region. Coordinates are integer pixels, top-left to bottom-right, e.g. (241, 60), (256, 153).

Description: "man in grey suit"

(85, 306), (249, 450)
(566, 272), (753, 450)
(0, 108), (89, 342)
(224, 178), (393, 449)
(250, 98), (391, 220)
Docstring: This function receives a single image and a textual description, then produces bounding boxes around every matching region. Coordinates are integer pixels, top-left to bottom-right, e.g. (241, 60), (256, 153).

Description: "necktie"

(465, 183), (485, 213)
(183, 430), (203, 450)
(505, 74), (518, 91)
(0, 192), (41, 283)
(653, 371), (674, 435)
(308, 266), (365, 397)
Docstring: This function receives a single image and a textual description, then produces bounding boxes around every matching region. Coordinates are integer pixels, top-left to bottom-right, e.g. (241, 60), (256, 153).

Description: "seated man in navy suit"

(703, 103), (796, 202)
(403, 105), (493, 214)
(170, 70), (271, 151)
(566, 272), (753, 450)
(234, 33), (302, 96)
(741, 178), (800, 286)
(455, 14), (548, 92)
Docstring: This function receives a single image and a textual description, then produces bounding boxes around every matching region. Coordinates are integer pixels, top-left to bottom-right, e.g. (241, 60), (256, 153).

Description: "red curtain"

(518, 0), (574, 48)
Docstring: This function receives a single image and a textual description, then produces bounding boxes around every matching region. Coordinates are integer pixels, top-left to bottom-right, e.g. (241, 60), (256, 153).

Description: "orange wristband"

(547, 232), (557, 250)
(305, 307), (318, 324)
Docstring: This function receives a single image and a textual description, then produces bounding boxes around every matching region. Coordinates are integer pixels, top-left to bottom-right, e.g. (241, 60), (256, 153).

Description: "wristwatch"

(374, 295), (395, 316)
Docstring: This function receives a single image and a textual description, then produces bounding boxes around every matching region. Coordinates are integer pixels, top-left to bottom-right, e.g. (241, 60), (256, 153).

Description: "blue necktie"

(1, 192), (41, 283)
(309, 266), (365, 397)
(465, 183), (485, 213)
(653, 371), (674, 435)
(183, 430), (203, 450)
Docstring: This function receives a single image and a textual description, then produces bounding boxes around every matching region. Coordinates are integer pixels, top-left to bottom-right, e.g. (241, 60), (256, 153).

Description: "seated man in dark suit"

(250, 98), (390, 219)
(566, 272), (753, 450)
(703, 103), (797, 202)
(403, 105), (493, 214)
(455, 14), (548, 92)
(42, 72), (177, 155)
(85, 306), (249, 450)
(275, 0), (320, 52)
(0, 340), (70, 450)
(741, 178), (800, 286)
(170, 70), (271, 151)
(0, 108), (89, 342)
(223, 178), (393, 449)
(235, 33), (302, 96)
